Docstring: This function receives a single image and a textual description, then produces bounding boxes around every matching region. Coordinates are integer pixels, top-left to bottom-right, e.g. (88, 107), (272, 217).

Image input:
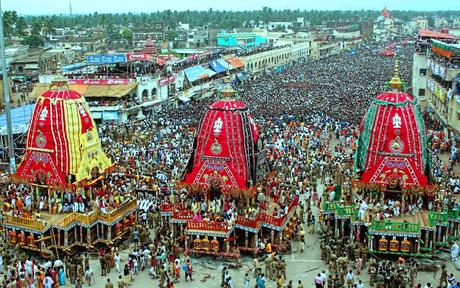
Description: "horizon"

(3, 0), (460, 16)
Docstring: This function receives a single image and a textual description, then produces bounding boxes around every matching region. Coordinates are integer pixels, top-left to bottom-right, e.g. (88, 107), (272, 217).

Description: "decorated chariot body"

(3, 80), (137, 257)
(320, 66), (459, 257)
(160, 80), (299, 258)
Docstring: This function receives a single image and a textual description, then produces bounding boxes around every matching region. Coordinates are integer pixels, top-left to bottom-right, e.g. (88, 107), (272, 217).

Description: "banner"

(87, 54), (127, 65)
(126, 52), (148, 61)
(68, 79), (130, 85)
(158, 75), (176, 86)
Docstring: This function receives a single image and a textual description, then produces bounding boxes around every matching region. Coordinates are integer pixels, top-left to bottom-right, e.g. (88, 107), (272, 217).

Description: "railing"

(448, 210), (459, 221)
(101, 200), (137, 223)
(186, 221), (229, 232)
(160, 203), (175, 212)
(323, 201), (339, 212)
(172, 210), (194, 221)
(370, 220), (420, 233)
(235, 215), (258, 229)
(236, 196), (299, 229)
(5, 215), (45, 231)
(336, 206), (358, 220)
(429, 211), (448, 226)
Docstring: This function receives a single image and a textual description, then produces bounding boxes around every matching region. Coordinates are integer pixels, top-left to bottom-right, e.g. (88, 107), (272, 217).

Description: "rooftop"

(418, 29), (456, 40)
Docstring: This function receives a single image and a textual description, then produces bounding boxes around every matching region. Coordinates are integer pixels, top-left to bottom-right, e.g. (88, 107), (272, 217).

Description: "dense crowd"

(0, 41), (459, 288)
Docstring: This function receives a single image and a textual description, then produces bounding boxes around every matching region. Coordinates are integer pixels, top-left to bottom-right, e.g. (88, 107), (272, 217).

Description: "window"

(418, 89), (425, 96)
(419, 68), (427, 76)
(457, 112), (460, 121)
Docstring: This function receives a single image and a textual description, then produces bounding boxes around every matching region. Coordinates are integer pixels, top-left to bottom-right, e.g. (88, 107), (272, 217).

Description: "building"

(132, 22), (168, 49)
(10, 49), (61, 81)
(217, 33), (267, 48)
(424, 39), (460, 136)
(0, 45), (28, 70)
(242, 41), (310, 74)
(412, 29), (457, 102)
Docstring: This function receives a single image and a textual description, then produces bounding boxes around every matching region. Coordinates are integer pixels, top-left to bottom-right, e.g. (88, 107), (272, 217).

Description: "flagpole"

(0, 0), (16, 173)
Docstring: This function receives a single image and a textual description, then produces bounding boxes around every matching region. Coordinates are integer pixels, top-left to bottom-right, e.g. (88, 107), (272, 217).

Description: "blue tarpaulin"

(209, 59), (227, 73)
(62, 62), (87, 71)
(184, 66), (208, 82)
(237, 72), (248, 81)
(102, 111), (119, 121)
(0, 103), (35, 135)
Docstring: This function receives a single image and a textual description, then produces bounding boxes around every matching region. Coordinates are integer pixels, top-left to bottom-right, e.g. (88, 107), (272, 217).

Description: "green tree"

(31, 20), (42, 36)
(120, 28), (133, 45)
(3, 11), (18, 39)
(21, 35), (44, 47)
(15, 16), (27, 36)
(43, 19), (55, 39)
(428, 16), (435, 28)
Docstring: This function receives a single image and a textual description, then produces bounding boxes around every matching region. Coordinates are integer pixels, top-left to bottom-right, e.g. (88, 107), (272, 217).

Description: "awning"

(62, 62), (87, 71)
(178, 95), (191, 103)
(184, 65), (208, 82)
(209, 59), (227, 73)
(24, 64), (39, 70)
(102, 111), (119, 121)
(226, 57), (245, 69)
(0, 103), (35, 135)
(30, 82), (138, 98)
(204, 68), (216, 78)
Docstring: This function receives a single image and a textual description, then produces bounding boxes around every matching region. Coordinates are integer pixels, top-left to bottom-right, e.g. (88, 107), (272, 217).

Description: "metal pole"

(0, 0), (16, 173)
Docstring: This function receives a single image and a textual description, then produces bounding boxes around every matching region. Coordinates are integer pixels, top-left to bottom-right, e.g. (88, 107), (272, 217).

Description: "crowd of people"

(0, 41), (459, 288)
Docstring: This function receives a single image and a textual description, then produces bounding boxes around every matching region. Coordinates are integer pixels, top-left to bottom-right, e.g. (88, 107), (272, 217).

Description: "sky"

(2, 0), (459, 15)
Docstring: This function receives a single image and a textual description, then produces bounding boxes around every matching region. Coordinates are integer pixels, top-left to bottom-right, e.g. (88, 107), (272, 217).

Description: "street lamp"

(0, 0), (16, 173)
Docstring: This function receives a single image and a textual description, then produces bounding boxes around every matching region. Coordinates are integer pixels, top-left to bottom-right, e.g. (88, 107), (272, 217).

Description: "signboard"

(68, 79), (130, 85)
(158, 75), (176, 86)
(87, 54), (127, 65)
(126, 52), (148, 61)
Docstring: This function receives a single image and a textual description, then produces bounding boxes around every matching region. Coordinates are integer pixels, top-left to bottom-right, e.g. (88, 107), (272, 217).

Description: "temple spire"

(388, 59), (403, 91)
(221, 76), (236, 99)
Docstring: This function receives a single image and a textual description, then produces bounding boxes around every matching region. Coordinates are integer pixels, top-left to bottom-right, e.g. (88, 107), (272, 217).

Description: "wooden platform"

(385, 210), (430, 228)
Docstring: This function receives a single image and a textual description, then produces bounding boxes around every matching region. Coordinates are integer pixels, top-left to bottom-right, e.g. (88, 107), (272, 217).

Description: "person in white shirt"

(356, 279), (364, 288)
(346, 270), (354, 288)
(44, 275), (53, 288)
(320, 270), (327, 286)
(114, 253), (121, 273)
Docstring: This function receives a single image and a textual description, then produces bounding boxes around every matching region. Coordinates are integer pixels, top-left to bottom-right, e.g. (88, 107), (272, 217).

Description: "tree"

(43, 19), (55, 39)
(3, 11), (18, 39)
(21, 35), (44, 47)
(31, 20), (42, 36)
(15, 17), (27, 36)
(428, 16), (435, 28)
(120, 28), (133, 45)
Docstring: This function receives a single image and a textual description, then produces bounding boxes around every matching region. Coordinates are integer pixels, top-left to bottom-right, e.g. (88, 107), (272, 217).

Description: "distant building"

(132, 22), (168, 49)
(217, 33), (267, 48)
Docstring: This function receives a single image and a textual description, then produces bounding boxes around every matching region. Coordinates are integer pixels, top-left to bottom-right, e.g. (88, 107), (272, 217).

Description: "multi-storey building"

(425, 39), (460, 136)
(411, 30), (457, 102)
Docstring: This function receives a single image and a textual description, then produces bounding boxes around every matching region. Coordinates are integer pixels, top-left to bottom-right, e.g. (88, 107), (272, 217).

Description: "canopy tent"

(380, 49), (396, 57)
(209, 59), (227, 73)
(204, 68), (216, 78)
(226, 57), (245, 69)
(184, 65), (209, 82)
(30, 82), (138, 98)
